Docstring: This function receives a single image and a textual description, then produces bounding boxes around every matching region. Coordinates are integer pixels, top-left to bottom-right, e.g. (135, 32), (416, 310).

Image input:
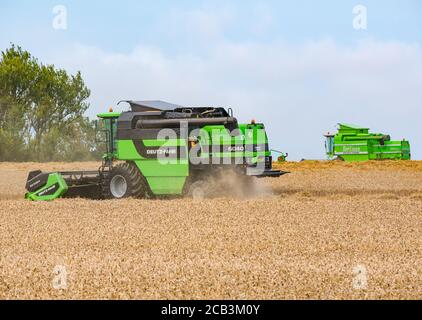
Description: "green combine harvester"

(25, 100), (287, 201)
(324, 123), (411, 161)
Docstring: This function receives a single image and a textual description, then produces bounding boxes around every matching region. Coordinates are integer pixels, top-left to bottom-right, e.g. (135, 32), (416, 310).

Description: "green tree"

(0, 44), (96, 161)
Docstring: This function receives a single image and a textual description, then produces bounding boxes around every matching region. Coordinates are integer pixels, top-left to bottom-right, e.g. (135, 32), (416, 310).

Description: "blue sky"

(2, 1), (421, 52)
(1, 1), (421, 159)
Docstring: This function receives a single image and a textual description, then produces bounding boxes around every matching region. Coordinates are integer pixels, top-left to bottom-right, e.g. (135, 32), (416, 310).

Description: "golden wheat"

(0, 161), (421, 299)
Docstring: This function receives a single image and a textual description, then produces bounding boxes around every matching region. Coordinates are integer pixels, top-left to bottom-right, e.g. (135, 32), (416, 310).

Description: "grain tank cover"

(338, 123), (369, 134)
(119, 100), (185, 112)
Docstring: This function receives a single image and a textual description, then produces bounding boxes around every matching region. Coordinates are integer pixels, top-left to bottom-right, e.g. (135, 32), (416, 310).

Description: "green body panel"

(25, 173), (68, 201)
(143, 176), (187, 195)
(117, 139), (189, 171)
(118, 139), (189, 195)
(325, 123), (411, 161)
(116, 140), (141, 159)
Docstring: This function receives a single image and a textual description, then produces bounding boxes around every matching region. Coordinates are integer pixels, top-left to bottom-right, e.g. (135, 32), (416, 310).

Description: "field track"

(1, 161), (422, 299)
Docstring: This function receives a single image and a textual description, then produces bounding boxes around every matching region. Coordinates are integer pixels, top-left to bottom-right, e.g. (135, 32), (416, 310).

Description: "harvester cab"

(95, 109), (121, 164)
(25, 100), (288, 201)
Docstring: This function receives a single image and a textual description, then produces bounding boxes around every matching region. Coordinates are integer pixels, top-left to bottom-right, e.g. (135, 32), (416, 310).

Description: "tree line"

(0, 45), (101, 162)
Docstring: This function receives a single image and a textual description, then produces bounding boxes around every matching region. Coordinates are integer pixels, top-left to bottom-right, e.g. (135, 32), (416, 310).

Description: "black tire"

(102, 162), (148, 199)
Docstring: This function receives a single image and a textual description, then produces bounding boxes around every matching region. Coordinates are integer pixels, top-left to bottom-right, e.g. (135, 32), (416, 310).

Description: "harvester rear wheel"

(187, 180), (208, 200)
(103, 162), (147, 199)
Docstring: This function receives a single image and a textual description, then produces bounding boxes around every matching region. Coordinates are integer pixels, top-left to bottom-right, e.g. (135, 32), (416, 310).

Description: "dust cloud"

(189, 168), (274, 200)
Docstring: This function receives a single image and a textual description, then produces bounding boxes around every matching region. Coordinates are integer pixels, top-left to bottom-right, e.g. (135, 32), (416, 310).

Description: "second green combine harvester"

(324, 123), (411, 161)
(25, 101), (286, 201)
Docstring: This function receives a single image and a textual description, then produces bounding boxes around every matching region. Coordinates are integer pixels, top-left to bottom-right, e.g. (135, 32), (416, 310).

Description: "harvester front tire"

(103, 162), (147, 199)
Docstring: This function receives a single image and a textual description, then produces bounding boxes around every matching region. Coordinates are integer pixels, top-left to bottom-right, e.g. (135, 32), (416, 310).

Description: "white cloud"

(160, 6), (236, 45)
(45, 39), (422, 160)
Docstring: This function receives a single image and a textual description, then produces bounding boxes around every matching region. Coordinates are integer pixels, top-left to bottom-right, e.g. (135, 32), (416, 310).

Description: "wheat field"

(0, 161), (421, 299)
